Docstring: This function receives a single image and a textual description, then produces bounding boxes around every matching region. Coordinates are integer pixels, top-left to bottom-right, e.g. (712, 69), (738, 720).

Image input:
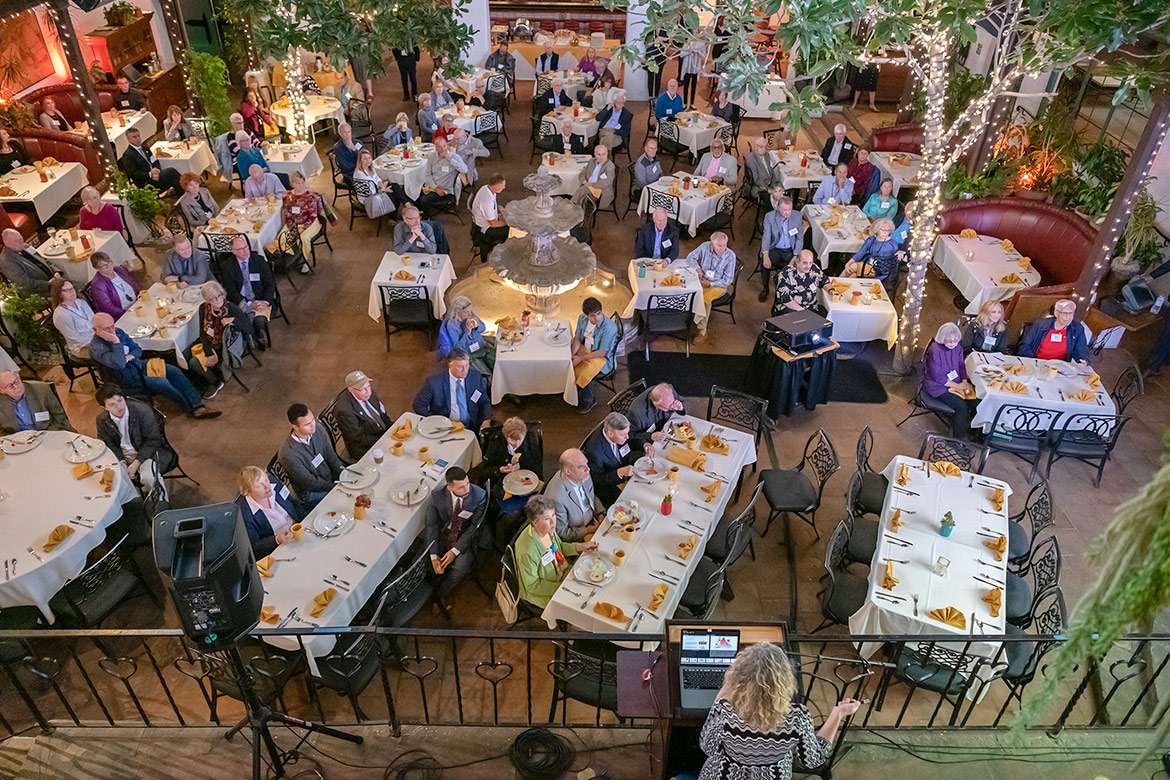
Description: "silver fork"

(330, 574), (351, 587)
(344, 555), (368, 567)
(912, 593), (919, 617)
(580, 587), (597, 609)
(27, 546), (44, 562)
(273, 556), (296, 562)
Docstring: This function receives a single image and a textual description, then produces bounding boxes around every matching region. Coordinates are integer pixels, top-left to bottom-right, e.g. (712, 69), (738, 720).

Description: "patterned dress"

(698, 699), (831, 780)
(773, 265), (826, 316)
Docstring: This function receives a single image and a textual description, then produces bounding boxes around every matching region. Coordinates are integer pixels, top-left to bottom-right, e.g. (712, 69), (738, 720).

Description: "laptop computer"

(678, 627), (741, 710)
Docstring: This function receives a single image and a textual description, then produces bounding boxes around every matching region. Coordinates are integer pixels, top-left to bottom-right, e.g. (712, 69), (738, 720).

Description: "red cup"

(661, 498), (673, 515)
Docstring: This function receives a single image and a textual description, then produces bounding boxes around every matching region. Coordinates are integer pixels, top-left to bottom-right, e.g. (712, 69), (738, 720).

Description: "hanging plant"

(180, 49), (232, 139)
(1117, 185), (1165, 271)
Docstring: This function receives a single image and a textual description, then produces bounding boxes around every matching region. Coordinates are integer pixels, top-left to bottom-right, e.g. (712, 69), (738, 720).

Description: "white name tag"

(311, 453), (324, 468)
(549, 98), (555, 104)
(946, 370), (959, 382)
(291, 206), (301, 214)
(34, 411), (49, 422)
(379, 401), (385, 413)
(618, 444), (630, 457)
(468, 342), (480, 353)
(646, 425), (655, 432)
(9, 160), (17, 170)
(982, 335), (997, 350)
(249, 273), (261, 282)
(1050, 333), (1063, 343)
(470, 389), (482, 402)
(666, 109), (673, 115)
(661, 239), (671, 248)
(844, 142), (852, 149)
(788, 228), (798, 236)
(600, 173), (607, 179)
(123, 345), (130, 355)
(848, 177), (855, 183)
(458, 509), (473, 519)
(279, 484), (290, 499)
(881, 201), (889, 208)
(541, 549), (556, 565)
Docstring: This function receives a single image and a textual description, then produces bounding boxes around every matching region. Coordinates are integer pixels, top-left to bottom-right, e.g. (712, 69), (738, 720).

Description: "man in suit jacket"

(549, 123), (588, 155)
(595, 93), (633, 151)
(236, 465), (305, 559)
(277, 403), (343, 508)
(820, 123), (855, 167)
(693, 138), (738, 186)
(581, 413), (638, 507)
(332, 370), (391, 460)
(760, 194), (805, 301)
(544, 448), (604, 542)
(120, 128), (181, 192)
(0, 228), (56, 295)
(746, 136), (780, 202)
(535, 42), (560, 74)
(412, 348), (493, 430)
(220, 234), (275, 348)
(627, 382), (686, 453)
(536, 77), (572, 117)
(634, 208), (680, 261)
(214, 113), (247, 176)
(0, 372), (71, 434)
(95, 384), (175, 497)
(633, 138), (663, 194)
(572, 145), (616, 210)
(161, 234), (213, 287)
(424, 466), (488, 599)
(112, 76), (146, 111)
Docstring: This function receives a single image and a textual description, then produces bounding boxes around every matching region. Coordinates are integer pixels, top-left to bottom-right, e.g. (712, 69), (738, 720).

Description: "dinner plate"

(388, 478), (431, 507)
(133, 324), (157, 337)
(633, 456), (666, 482)
(502, 469), (539, 496)
(976, 364), (1006, 378)
(403, 160), (424, 167)
(180, 287), (204, 304)
(64, 437), (106, 463)
(607, 498), (648, 528)
(418, 415), (456, 439)
(338, 465), (379, 490)
(572, 553), (617, 587)
(496, 329), (527, 347)
(314, 511), (355, 537)
(542, 326), (570, 347)
(0, 431), (42, 454)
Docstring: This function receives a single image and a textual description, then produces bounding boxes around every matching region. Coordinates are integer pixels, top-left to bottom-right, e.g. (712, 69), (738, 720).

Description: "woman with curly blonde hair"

(698, 642), (860, 779)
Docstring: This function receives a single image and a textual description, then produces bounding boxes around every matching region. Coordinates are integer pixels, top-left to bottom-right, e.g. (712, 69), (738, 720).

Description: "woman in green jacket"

(515, 495), (598, 608)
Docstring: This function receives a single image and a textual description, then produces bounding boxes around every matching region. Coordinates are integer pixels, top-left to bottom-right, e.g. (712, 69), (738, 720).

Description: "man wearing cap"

(332, 371), (391, 460)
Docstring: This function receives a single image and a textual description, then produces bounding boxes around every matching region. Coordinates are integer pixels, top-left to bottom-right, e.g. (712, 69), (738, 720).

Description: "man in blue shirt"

(633, 208), (680, 261)
(0, 372), (72, 434)
(812, 163), (854, 205)
(596, 92), (633, 152)
(655, 79), (684, 121)
(571, 297), (619, 414)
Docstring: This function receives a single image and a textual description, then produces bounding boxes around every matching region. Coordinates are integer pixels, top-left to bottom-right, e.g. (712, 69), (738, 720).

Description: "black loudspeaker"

(153, 502), (262, 651)
(70, 0), (105, 11)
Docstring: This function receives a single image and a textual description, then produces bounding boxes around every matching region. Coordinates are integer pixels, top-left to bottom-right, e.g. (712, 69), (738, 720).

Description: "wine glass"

(46, 227), (57, 249)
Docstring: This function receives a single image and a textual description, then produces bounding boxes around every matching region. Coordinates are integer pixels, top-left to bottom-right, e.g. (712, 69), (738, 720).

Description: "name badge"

(442, 164), (450, 172)
(982, 335), (997, 350)
(549, 98), (555, 104)
(719, 166), (727, 173)
(468, 342), (480, 353)
(9, 160), (17, 170)
(470, 389), (482, 402)
(881, 201), (889, 208)
(666, 109), (673, 115)
(379, 401), (385, 413)
(600, 173), (607, 179)
(848, 176), (855, 183)
(311, 453), (324, 468)
(946, 370), (959, 382)
(291, 206), (301, 214)
(401, 50), (410, 56)
(34, 411), (49, 422)
(457, 509), (474, 520)
(123, 345), (131, 355)
(844, 142), (852, 149)
(661, 239), (671, 248)
(1050, 332), (1063, 343)
(541, 549), (556, 565)
(249, 273), (261, 282)
(788, 228), (798, 236)
(279, 485), (290, 499)
(618, 444), (630, 457)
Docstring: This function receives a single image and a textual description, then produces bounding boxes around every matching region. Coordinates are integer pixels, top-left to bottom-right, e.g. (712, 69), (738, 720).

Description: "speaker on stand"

(153, 503), (362, 779)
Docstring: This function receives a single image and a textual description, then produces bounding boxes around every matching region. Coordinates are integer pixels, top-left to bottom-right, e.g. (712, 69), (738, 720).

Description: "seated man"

(90, 313), (220, 419)
(417, 137), (467, 218)
(550, 122), (588, 155)
(1018, 299), (1091, 366)
(220, 234), (275, 350)
(812, 163), (854, 206)
(760, 195), (804, 301)
(331, 122), (363, 179)
(544, 448), (604, 542)
(634, 207), (680, 262)
(684, 232), (737, 343)
(472, 173), (509, 255)
(213, 112), (247, 178)
(120, 128), (181, 192)
(633, 138), (663, 196)
(774, 249), (826, 316)
(571, 145), (616, 211)
(425, 466), (488, 601)
(111, 75), (146, 111)
(236, 464), (304, 559)
(95, 384), (176, 498)
(595, 91), (633, 152)
(535, 42), (560, 74)
(393, 203), (439, 254)
(161, 234), (213, 288)
(581, 412), (638, 507)
(412, 347), (492, 430)
(746, 137), (780, 204)
(474, 416), (542, 485)
(536, 77), (572, 117)
(0, 372), (72, 434)
(485, 41), (517, 75)
(452, 127), (489, 186)
(277, 403), (343, 508)
(243, 164), (285, 199)
(821, 123), (856, 167)
(627, 382), (686, 454)
(0, 228), (56, 295)
(655, 78), (684, 120)
(693, 138), (738, 186)
(332, 370), (391, 460)
(571, 296), (618, 414)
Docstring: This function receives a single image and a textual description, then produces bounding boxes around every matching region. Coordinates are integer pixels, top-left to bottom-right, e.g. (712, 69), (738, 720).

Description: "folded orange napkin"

(1000, 239), (1014, 252)
(156, 149), (173, 158)
(588, 186), (602, 200)
(73, 461), (94, 480)
(822, 215), (840, 228)
(826, 281), (850, 295)
(393, 269), (417, 281)
(1019, 256), (1032, 271)
(880, 560), (899, 590)
(100, 468), (115, 493)
(948, 385), (977, 400)
(896, 463), (910, 487)
(927, 606), (967, 629)
(256, 555), (275, 578)
(990, 487), (1005, 512)
(190, 343), (208, 371)
(700, 433), (729, 455)
(982, 587), (1002, 618)
(889, 508), (905, 532)
(0, 186), (16, 197)
(678, 534), (699, 560)
(1087, 372), (1101, 390)
(310, 587), (337, 618)
(451, 421), (465, 433)
(988, 377), (1005, 391)
(44, 524), (73, 553)
(391, 420), (413, 441)
(959, 228), (977, 239)
(667, 182), (682, 196)
(666, 446), (707, 472)
(592, 601), (628, 622)
(700, 480), (721, 504)
(42, 157), (59, 167)
(648, 583), (669, 612)
(146, 358), (167, 378)
(260, 606), (280, 623)
(1002, 381), (1029, 395)
(659, 273), (682, 287)
(929, 461), (961, 478)
(984, 535), (1007, 561)
(1003, 364), (1029, 376)
(1000, 273), (1023, 284)
(869, 283), (883, 299)
(1069, 389), (1096, 403)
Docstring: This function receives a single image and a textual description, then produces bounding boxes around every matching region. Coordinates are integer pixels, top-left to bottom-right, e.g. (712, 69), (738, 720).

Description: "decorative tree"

(602, 0), (1170, 369)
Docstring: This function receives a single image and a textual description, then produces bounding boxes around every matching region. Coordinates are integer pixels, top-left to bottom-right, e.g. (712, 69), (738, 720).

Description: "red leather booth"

(0, 204), (38, 241)
(9, 128), (105, 187)
(869, 123), (924, 154)
(937, 197), (1098, 286)
(23, 83), (115, 126)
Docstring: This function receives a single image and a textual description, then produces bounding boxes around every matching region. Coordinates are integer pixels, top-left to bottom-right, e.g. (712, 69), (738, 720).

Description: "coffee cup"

(613, 549), (626, 566)
(418, 446), (429, 462)
(668, 465), (680, 482)
(373, 448), (385, 464)
(133, 303), (145, 317)
(392, 441), (404, 456)
(619, 527), (635, 542)
(291, 523), (305, 541)
(165, 283), (178, 294)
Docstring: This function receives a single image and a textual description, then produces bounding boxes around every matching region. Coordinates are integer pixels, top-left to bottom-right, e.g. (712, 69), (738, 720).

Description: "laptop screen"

(680, 629), (740, 666)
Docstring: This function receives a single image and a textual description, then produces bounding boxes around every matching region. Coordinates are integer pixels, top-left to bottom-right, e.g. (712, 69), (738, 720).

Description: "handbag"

(495, 573), (518, 624)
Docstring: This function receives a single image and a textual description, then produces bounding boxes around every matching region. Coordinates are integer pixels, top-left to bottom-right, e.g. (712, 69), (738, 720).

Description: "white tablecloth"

(79, 110), (157, 156)
(0, 162), (88, 223)
(261, 412), (481, 669)
(542, 415), (757, 633)
(116, 283), (204, 369)
(537, 154), (591, 197)
(455, 68), (509, 97)
(374, 145), (436, 201)
(965, 352), (1116, 430)
(933, 235), (1043, 315)
(544, 106), (600, 140)
(38, 229), (135, 286)
(264, 143), (324, 180)
(803, 204), (870, 263)
(490, 321), (577, 405)
(771, 150), (830, 190)
(532, 71), (590, 101)
(368, 251), (456, 320)
(436, 105), (499, 136)
(667, 112), (731, 157)
(637, 176), (726, 236)
(819, 277), (897, 347)
(201, 198), (283, 257)
(735, 78), (793, 118)
(271, 95), (345, 132)
(152, 140), (217, 176)
(0, 431), (136, 622)
(621, 259), (707, 330)
(849, 456), (1011, 662)
(869, 152), (922, 196)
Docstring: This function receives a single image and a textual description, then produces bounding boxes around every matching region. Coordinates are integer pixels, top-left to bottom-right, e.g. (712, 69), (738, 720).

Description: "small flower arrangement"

(354, 493), (372, 519)
(940, 511), (955, 537)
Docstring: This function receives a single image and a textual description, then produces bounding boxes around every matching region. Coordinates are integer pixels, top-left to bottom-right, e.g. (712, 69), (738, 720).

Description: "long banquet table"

(965, 351), (1116, 430)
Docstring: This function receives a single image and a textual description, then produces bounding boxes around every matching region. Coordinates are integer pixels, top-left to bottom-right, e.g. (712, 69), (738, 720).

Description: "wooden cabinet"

(136, 65), (188, 118)
(85, 14), (156, 76)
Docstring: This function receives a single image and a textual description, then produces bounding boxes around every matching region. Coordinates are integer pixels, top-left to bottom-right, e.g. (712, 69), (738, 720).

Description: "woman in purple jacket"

(87, 251), (140, 319)
(922, 322), (978, 438)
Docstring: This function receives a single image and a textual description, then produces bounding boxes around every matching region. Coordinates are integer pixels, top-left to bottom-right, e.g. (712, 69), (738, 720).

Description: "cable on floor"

(508, 727), (576, 779)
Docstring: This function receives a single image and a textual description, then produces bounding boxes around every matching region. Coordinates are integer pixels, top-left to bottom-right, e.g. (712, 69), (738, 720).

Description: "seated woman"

(243, 164), (284, 199)
(417, 94), (439, 142)
(234, 131), (268, 179)
(466, 79), (487, 107)
(962, 301), (1008, 354)
(77, 186), (125, 233)
(710, 90), (740, 125)
(240, 88), (277, 141)
(515, 495), (598, 610)
(863, 178), (898, 220)
(476, 416), (543, 484)
(50, 277), (95, 358)
(177, 172), (220, 228)
(842, 218), (903, 284)
(87, 251), (139, 318)
(352, 148), (397, 219)
(1017, 298), (1091, 366)
(773, 249), (826, 316)
(699, 642), (859, 780)
(281, 170), (323, 255)
(577, 47), (603, 83)
(588, 71), (617, 110)
(192, 280), (254, 395)
(384, 112), (413, 146)
(235, 465), (305, 558)
(438, 295), (494, 374)
(431, 55), (464, 102)
(0, 127), (28, 173)
(429, 84), (453, 111)
(38, 96), (70, 132)
(162, 104), (193, 142)
(922, 322), (978, 439)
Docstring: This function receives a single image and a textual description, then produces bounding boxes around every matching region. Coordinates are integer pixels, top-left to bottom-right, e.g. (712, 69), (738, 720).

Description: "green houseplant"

(103, 1), (139, 27)
(0, 283), (52, 359)
(0, 100), (38, 131)
(180, 49), (232, 138)
(1113, 185), (1165, 277)
(107, 167), (168, 239)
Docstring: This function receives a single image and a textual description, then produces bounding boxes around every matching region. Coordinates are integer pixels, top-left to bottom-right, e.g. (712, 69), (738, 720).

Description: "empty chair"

(759, 429), (839, 540)
(984, 404), (1063, 482)
(1110, 365), (1143, 414)
(1007, 479), (1054, 567)
(1044, 413), (1129, 488)
(1004, 536), (1061, 627)
(378, 285), (433, 351)
(707, 385), (769, 450)
(640, 292), (696, 359)
(812, 521), (867, 632)
(548, 638), (620, 724)
(988, 586), (1066, 722)
(696, 486), (760, 601)
(847, 426), (886, 518)
(917, 433), (990, 474)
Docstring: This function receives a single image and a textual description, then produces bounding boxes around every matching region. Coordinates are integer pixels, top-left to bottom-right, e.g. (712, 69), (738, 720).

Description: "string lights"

(273, 3), (309, 142)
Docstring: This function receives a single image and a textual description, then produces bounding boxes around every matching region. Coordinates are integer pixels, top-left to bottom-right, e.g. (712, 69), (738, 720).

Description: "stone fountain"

(487, 172), (596, 314)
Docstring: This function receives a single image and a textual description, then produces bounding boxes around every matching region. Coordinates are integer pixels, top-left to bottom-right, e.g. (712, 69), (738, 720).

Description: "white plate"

(313, 511), (354, 537)
(633, 457), (666, 482)
(542, 327), (570, 347)
(502, 469), (539, 496)
(496, 329), (527, 347)
(572, 553), (617, 587)
(64, 437), (106, 463)
(607, 498), (647, 527)
(133, 324), (157, 337)
(180, 287), (204, 304)
(0, 432), (42, 454)
(418, 415), (456, 439)
(338, 465), (378, 490)
(388, 478), (431, 507)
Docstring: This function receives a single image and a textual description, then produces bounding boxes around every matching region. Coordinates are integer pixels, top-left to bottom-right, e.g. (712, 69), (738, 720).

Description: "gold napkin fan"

(678, 534), (699, 560)
(823, 215), (840, 228)
(982, 587), (1002, 618)
(1002, 381), (1029, 395)
(869, 283), (883, 299)
(827, 281), (850, 296)
(990, 487), (1005, 512)
(881, 560), (899, 591)
(707, 120), (719, 128)
(260, 606), (280, 624)
(1019, 256), (1032, 271)
(888, 508), (905, 532)
(495, 315), (519, 331)
(1069, 389), (1097, 403)
(959, 229), (978, 239)
(1000, 239), (1014, 252)
(41, 157), (59, 167)
(256, 555), (275, 578)
(1000, 273), (1023, 285)
(948, 385), (976, 400)
(659, 273), (682, 287)
(72, 461), (94, 480)
(700, 433), (729, 455)
(592, 601), (628, 622)
(391, 419), (413, 441)
(1003, 364), (1029, 376)
(700, 480), (721, 504)
(984, 535), (1007, 562)
(648, 583), (669, 612)
(310, 587), (337, 618)
(927, 606), (967, 629)
(393, 269), (417, 281)
(1087, 372), (1102, 390)
(44, 524), (73, 553)
(929, 461), (961, 478)
(666, 446), (707, 472)
(156, 149), (173, 158)
(896, 462), (910, 487)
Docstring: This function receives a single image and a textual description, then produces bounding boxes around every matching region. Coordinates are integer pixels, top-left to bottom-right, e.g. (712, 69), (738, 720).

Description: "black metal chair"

(623, 160), (640, 220)
(701, 483), (761, 599)
(500, 542), (548, 628)
(530, 117), (559, 162)
(655, 118), (687, 168)
(46, 534), (161, 630)
(345, 98), (375, 144)
(640, 292), (696, 359)
(1004, 536), (1061, 627)
(192, 640), (303, 725)
(917, 433), (990, 474)
(548, 638), (620, 724)
(348, 178), (388, 236)
(49, 326), (97, 392)
(644, 187), (682, 228)
(316, 396), (349, 464)
(267, 452), (296, 499)
(988, 586), (1066, 720)
(677, 544), (735, 619)
(608, 378), (647, 417)
(269, 224), (311, 291)
(708, 258), (743, 323)
(847, 426), (887, 518)
(425, 219), (450, 254)
(1007, 479), (1054, 568)
(326, 149), (351, 206)
(308, 195), (333, 265)
(310, 584), (395, 720)
(707, 384), (769, 451)
(473, 111), (506, 157)
(841, 511), (879, 567)
(698, 187), (737, 240)
(151, 407), (199, 485)
(896, 380), (957, 431)
(163, 204), (192, 241)
(883, 641), (984, 721)
(812, 521), (868, 632)
(591, 313), (624, 398)
(378, 284), (434, 351)
(758, 428), (839, 540)
(985, 404), (1063, 482)
(1044, 413), (1129, 488)
(1111, 365), (1143, 414)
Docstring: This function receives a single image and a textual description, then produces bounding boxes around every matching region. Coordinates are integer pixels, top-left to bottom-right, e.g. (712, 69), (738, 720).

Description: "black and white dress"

(773, 264), (826, 316)
(699, 699), (831, 780)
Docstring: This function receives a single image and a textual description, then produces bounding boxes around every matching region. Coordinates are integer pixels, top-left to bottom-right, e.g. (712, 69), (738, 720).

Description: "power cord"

(509, 727), (576, 779)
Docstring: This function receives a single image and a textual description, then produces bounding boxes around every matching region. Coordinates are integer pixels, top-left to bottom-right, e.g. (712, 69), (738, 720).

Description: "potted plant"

(0, 284), (53, 364)
(0, 100), (38, 131)
(1113, 186), (1165, 279)
(180, 49), (232, 138)
(107, 167), (169, 241)
(103, 1), (140, 27)
(939, 511), (955, 537)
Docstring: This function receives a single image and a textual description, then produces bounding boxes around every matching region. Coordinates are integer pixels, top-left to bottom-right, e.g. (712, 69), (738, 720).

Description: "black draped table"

(746, 334), (839, 417)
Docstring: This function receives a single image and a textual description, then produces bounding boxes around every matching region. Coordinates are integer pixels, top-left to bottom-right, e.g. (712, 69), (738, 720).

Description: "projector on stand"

(763, 311), (834, 355)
